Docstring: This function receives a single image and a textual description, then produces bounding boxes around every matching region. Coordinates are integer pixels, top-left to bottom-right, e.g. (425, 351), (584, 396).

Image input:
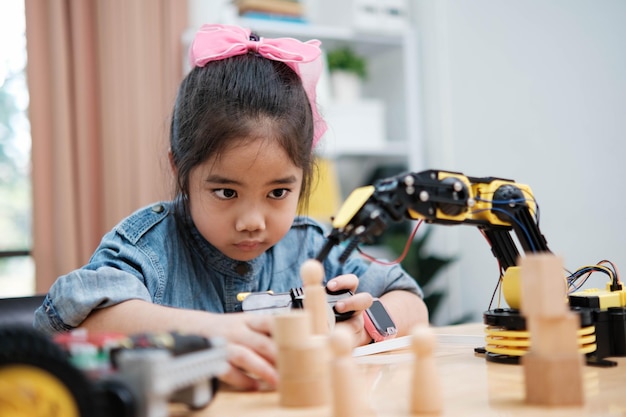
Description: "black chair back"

(0, 295), (46, 327)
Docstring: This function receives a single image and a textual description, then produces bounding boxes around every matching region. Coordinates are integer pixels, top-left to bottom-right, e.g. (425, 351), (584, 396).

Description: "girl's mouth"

(235, 241), (262, 251)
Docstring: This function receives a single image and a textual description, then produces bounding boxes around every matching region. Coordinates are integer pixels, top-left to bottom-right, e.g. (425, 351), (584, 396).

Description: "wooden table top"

(172, 323), (626, 417)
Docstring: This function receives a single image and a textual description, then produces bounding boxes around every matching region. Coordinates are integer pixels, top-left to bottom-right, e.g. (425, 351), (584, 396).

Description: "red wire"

(358, 219), (424, 265)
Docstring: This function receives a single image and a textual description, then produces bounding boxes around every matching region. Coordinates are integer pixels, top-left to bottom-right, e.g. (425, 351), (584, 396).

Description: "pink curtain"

(24, 0), (188, 292)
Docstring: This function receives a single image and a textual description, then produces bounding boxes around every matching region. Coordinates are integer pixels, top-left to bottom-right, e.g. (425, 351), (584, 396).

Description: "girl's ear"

(168, 149), (177, 176)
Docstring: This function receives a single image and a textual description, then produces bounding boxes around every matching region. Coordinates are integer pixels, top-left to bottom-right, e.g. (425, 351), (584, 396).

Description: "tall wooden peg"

(301, 259), (331, 335)
(520, 253), (584, 406)
(410, 325), (443, 415)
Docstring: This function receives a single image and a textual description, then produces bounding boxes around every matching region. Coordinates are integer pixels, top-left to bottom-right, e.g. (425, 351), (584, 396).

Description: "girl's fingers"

(245, 314), (274, 336)
(335, 291), (373, 314)
(326, 274), (359, 292)
(224, 314), (277, 365)
(219, 366), (260, 391)
(223, 343), (279, 390)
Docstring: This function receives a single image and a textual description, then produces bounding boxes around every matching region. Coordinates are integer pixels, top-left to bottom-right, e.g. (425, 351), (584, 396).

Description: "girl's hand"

(326, 274), (373, 346)
(211, 313), (278, 391)
(80, 300), (278, 391)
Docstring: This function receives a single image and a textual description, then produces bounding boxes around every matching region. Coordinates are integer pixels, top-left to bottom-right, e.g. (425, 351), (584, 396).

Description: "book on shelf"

(235, 0), (304, 17)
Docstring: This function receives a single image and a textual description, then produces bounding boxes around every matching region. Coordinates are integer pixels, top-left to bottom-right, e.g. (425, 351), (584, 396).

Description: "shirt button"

(235, 263), (250, 275)
(151, 204), (164, 213)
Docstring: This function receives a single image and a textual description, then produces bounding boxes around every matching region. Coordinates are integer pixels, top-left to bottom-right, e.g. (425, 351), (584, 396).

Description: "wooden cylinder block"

(273, 311), (312, 347)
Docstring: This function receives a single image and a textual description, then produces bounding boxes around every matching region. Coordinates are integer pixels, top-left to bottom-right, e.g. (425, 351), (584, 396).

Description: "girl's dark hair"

(169, 46), (316, 228)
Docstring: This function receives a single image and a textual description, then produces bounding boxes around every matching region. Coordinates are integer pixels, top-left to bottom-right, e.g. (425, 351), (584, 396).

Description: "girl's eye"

(268, 188), (290, 200)
(213, 188), (237, 200)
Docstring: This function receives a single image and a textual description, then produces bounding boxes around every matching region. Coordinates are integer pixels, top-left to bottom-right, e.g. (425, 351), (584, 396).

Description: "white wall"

(414, 0), (626, 324)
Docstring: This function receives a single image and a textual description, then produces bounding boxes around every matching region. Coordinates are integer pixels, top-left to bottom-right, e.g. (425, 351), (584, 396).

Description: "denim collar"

(188, 221), (264, 282)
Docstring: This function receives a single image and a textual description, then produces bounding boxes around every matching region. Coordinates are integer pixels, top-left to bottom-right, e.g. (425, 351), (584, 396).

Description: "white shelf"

(237, 17), (409, 47)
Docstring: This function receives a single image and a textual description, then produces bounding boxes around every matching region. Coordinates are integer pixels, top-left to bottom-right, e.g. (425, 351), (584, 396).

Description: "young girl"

(34, 24), (427, 390)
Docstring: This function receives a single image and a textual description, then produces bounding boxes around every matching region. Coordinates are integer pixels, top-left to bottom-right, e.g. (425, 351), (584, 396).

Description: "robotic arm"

(316, 169), (550, 271)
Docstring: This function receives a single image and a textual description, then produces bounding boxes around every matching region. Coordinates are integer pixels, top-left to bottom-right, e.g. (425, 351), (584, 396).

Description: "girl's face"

(188, 137), (303, 261)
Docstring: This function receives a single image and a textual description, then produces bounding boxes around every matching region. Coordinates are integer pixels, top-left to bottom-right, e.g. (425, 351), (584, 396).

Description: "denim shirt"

(34, 201), (423, 335)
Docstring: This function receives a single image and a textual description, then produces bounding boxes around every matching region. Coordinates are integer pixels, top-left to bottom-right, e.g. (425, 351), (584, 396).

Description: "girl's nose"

(235, 207), (266, 232)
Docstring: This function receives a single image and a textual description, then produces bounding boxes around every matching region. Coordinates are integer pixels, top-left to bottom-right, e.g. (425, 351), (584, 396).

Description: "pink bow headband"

(189, 24), (327, 147)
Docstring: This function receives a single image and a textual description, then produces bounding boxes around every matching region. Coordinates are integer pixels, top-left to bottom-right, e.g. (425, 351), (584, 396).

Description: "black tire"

(0, 325), (97, 417)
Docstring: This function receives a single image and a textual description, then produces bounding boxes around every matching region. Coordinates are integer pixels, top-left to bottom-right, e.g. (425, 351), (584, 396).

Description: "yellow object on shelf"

(303, 157), (341, 225)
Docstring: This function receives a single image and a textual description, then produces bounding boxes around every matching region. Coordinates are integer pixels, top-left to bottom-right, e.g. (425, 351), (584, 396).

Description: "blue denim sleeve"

(33, 266), (152, 335)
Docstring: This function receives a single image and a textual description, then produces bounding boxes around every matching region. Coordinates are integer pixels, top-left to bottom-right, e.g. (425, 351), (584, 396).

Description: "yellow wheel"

(0, 326), (96, 417)
(0, 364), (80, 417)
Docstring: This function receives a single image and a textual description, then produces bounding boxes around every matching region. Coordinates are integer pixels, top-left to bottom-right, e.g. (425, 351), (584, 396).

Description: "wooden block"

(301, 259), (331, 335)
(278, 334), (331, 408)
(519, 253), (585, 407)
(277, 336), (329, 379)
(527, 314), (580, 356)
(410, 325), (443, 415)
(522, 352), (584, 406)
(279, 374), (331, 407)
(520, 254), (568, 318)
(274, 310), (331, 408)
(273, 311), (312, 347)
